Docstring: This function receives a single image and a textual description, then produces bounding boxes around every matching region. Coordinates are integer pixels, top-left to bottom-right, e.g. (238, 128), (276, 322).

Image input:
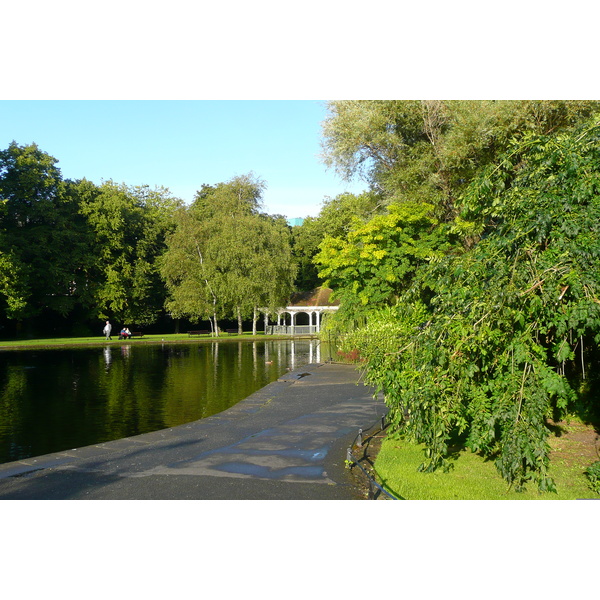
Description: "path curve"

(0, 363), (386, 500)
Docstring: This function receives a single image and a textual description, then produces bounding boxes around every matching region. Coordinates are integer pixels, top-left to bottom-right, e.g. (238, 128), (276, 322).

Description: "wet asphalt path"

(0, 363), (386, 500)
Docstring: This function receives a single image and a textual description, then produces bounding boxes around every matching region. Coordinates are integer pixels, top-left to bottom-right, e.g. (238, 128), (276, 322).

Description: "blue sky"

(0, 100), (367, 219)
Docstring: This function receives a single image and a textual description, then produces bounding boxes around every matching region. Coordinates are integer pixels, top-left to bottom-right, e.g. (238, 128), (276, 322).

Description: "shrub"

(585, 460), (600, 495)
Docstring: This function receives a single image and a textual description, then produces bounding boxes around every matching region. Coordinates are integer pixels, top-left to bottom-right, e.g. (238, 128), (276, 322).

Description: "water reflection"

(0, 339), (330, 464)
(103, 346), (112, 370)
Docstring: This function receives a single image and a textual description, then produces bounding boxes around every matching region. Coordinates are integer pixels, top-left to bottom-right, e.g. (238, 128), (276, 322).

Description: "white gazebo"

(265, 287), (339, 335)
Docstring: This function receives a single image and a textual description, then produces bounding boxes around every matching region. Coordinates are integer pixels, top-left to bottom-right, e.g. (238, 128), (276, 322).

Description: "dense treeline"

(0, 141), (182, 336)
(0, 143), (300, 337)
(315, 100), (600, 491)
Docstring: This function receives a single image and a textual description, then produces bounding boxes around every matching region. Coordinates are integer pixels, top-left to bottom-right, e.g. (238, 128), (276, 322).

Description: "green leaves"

(315, 201), (446, 323)
(0, 250), (30, 318)
(321, 101), (600, 224)
(160, 175), (296, 330)
(584, 460), (600, 495)
(0, 143), (90, 319)
(79, 181), (179, 325)
(343, 116), (600, 492)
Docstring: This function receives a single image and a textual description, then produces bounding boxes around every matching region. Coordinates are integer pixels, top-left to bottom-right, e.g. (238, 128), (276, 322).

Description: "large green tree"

(160, 174), (296, 334)
(343, 117), (600, 492)
(321, 100), (600, 221)
(0, 142), (92, 325)
(78, 180), (180, 327)
(315, 201), (446, 324)
(160, 205), (218, 327)
(291, 191), (383, 291)
(192, 173), (265, 219)
(207, 211), (296, 334)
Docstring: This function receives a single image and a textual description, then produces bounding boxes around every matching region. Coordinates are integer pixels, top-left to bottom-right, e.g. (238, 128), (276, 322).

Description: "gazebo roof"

(288, 287), (340, 307)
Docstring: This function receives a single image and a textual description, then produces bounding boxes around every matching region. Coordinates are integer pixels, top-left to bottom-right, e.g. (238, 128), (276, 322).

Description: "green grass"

(0, 331), (295, 350)
(374, 428), (599, 500)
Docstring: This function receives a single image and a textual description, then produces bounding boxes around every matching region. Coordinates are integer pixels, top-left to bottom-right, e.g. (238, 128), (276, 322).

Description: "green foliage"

(0, 142), (296, 334)
(192, 173), (265, 219)
(160, 206), (216, 322)
(79, 181), (179, 326)
(160, 174), (296, 332)
(347, 118), (600, 491)
(315, 201), (447, 323)
(584, 461), (600, 495)
(291, 191), (383, 291)
(321, 100), (600, 221)
(0, 142), (93, 319)
(0, 249), (30, 317)
(0, 142), (181, 329)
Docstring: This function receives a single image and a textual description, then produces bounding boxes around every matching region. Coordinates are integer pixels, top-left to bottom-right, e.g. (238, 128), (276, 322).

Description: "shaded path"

(0, 363), (386, 499)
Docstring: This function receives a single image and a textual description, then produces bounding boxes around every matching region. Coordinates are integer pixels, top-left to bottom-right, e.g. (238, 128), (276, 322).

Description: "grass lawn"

(374, 420), (599, 500)
(0, 331), (292, 350)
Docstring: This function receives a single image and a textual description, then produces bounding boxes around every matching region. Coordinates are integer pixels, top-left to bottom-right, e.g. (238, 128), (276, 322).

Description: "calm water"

(0, 339), (330, 464)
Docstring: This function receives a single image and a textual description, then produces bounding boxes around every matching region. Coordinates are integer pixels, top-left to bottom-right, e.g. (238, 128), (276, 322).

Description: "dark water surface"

(0, 339), (328, 464)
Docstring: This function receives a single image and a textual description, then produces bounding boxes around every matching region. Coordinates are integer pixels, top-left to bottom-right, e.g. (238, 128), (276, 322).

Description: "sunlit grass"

(375, 435), (598, 500)
(0, 331), (275, 350)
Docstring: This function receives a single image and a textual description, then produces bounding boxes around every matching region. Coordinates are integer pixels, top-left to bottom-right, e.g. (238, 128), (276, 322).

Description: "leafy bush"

(585, 461), (600, 495)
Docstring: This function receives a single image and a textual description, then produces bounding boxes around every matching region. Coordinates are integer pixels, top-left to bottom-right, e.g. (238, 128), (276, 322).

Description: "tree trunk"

(237, 306), (243, 335)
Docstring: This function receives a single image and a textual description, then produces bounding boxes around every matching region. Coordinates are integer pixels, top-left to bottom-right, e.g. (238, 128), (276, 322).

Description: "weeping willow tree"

(321, 100), (600, 222)
(331, 117), (600, 491)
(160, 174), (296, 334)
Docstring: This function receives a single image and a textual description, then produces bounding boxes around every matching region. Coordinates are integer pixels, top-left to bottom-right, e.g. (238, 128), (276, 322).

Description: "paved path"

(0, 363), (386, 500)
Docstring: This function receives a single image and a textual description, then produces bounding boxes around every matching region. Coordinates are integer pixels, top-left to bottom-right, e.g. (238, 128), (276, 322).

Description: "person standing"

(103, 320), (112, 340)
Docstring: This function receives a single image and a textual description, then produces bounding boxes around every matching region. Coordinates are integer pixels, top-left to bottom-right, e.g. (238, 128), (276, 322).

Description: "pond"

(0, 339), (332, 465)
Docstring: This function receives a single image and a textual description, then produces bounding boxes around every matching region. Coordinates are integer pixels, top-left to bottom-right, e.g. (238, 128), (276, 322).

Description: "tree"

(345, 117), (600, 492)
(0, 247), (29, 319)
(161, 174), (296, 334)
(205, 212), (296, 334)
(238, 214), (296, 334)
(315, 201), (447, 325)
(160, 206), (220, 329)
(0, 142), (91, 325)
(321, 100), (600, 221)
(79, 181), (180, 326)
(291, 191), (384, 291)
(192, 173), (265, 219)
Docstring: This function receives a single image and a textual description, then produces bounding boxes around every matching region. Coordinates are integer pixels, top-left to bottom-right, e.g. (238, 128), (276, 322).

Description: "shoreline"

(0, 362), (386, 500)
(0, 333), (323, 352)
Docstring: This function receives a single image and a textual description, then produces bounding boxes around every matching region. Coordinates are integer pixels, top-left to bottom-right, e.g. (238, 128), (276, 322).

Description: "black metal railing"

(346, 415), (399, 500)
